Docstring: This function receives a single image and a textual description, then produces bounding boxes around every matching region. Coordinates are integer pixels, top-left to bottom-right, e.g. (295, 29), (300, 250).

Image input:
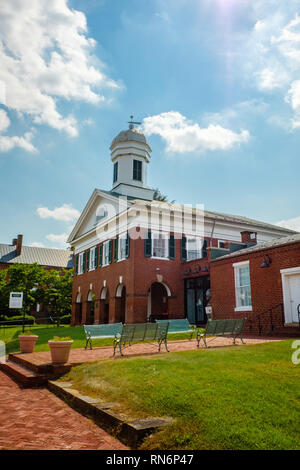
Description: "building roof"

(126, 198), (296, 235)
(0, 244), (74, 268)
(212, 232), (300, 262)
(110, 128), (149, 148)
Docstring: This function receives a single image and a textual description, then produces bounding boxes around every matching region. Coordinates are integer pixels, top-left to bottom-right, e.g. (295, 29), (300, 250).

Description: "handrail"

(253, 303), (284, 336)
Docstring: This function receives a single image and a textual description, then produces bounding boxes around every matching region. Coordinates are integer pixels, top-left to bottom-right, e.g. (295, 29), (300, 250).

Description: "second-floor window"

(186, 237), (203, 261)
(133, 159), (142, 181)
(102, 240), (112, 266)
(78, 252), (84, 274)
(152, 232), (168, 258)
(119, 234), (128, 260)
(89, 247), (97, 271)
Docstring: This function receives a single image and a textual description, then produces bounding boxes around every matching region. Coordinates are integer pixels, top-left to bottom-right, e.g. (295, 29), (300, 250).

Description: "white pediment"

(67, 189), (130, 244)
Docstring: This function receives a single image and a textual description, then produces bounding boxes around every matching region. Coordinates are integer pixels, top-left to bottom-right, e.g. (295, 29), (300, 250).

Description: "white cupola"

(110, 118), (155, 201)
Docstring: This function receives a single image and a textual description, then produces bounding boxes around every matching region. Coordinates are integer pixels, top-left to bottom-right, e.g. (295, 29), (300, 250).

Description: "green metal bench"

(156, 318), (196, 340)
(113, 322), (169, 356)
(196, 318), (246, 348)
(84, 323), (123, 350)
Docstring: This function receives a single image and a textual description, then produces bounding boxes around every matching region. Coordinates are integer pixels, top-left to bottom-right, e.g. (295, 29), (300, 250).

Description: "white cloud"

(37, 204), (80, 223)
(276, 216), (300, 233)
(0, 0), (120, 150)
(0, 108), (37, 152)
(142, 111), (250, 154)
(46, 232), (69, 246)
(244, 5), (300, 128)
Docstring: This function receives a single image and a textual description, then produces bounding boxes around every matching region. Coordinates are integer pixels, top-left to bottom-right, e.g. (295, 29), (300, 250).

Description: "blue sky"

(0, 0), (300, 248)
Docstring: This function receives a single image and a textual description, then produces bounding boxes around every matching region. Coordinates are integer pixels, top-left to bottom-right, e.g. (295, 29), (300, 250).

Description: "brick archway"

(115, 284), (126, 323)
(99, 287), (110, 324)
(148, 282), (169, 322)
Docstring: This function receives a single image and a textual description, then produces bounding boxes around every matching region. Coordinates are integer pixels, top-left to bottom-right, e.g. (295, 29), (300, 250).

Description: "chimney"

(12, 238), (17, 246)
(241, 231), (257, 245)
(16, 234), (23, 255)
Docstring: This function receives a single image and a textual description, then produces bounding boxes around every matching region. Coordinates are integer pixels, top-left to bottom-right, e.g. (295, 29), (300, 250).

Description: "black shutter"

(99, 245), (103, 267)
(181, 236), (187, 261)
(114, 238), (118, 262)
(108, 240), (113, 264)
(86, 250), (90, 272)
(94, 246), (98, 267)
(83, 252), (86, 272)
(125, 232), (130, 258)
(144, 231), (152, 257)
(202, 239), (208, 258)
(75, 255), (78, 274)
(169, 234), (175, 260)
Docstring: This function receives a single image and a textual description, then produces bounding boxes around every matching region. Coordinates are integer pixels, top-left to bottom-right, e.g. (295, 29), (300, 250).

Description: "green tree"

(0, 263), (45, 318)
(40, 268), (73, 318)
(153, 188), (175, 203)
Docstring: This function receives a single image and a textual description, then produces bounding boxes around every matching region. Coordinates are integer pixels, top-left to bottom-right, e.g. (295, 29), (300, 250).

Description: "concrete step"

(0, 360), (48, 388)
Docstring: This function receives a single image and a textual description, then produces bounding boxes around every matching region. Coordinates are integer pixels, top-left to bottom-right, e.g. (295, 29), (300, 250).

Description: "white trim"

(234, 306), (253, 312)
(100, 287), (108, 300)
(281, 266), (300, 324)
(280, 267), (300, 275)
(116, 284), (125, 298)
(233, 260), (250, 268)
(233, 260), (252, 310)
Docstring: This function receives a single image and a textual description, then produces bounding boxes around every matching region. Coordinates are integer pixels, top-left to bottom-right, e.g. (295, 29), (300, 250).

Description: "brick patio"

(0, 371), (128, 450)
(12, 335), (283, 367)
(0, 336), (283, 450)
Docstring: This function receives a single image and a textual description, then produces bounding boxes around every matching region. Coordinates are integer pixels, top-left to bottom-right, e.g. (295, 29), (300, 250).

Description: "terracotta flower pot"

(19, 335), (38, 353)
(48, 340), (73, 364)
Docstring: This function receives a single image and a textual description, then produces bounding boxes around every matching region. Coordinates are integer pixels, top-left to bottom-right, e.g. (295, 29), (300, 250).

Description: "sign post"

(9, 292), (24, 332)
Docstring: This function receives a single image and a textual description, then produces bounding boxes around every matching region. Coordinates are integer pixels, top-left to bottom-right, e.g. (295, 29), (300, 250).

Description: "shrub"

(0, 314), (35, 325)
(60, 314), (71, 325)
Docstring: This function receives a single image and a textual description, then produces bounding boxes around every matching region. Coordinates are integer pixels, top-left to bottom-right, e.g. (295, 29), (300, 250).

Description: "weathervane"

(128, 115), (141, 129)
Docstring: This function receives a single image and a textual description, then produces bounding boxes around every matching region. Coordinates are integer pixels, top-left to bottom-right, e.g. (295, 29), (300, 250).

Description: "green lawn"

(0, 325), (193, 354)
(61, 340), (300, 450)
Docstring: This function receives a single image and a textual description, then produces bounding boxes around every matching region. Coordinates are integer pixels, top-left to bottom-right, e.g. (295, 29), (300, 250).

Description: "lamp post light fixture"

(261, 254), (272, 268)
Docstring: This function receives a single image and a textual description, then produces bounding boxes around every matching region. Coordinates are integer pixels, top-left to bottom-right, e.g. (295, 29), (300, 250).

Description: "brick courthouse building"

(68, 122), (295, 329)
(209, 233), (300, 336)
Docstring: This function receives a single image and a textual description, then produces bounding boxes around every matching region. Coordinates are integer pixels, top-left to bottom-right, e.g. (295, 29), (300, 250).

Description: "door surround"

(280, 266), (300, 324)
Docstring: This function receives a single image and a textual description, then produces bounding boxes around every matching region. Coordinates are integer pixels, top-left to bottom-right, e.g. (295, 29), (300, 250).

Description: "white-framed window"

(103, 241), (111, 266)
(218, 240), (226, 249)
(152, 232), (168, 259)
(78, 252), (84, 275)
(186, 237), (203, 261)
(89, 247), (96, 271)
(233, 261), (252, 311)
(118, 234), (127, 261)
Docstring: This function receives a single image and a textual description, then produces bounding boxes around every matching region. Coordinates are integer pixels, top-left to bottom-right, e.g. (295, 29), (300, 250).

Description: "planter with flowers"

(48, 336), (73, 364)
(18, 331), (39, 353)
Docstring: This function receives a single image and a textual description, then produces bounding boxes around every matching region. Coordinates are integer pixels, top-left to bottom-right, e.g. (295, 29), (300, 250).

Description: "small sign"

(9, 292), (23, 309)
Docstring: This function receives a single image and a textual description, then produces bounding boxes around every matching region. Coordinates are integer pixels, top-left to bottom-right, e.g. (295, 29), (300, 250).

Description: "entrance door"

(288, 274), (300, 323)
(185, 277), (210, 325)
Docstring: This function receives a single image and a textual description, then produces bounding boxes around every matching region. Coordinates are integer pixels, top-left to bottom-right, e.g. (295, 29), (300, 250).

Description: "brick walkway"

(14, 335), (282, 367)
(0, 372), (128, 450)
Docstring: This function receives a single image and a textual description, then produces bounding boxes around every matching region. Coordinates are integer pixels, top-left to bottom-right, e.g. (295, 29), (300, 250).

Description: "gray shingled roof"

(0, 244), (74, 268)
(212, 232), (300, 261)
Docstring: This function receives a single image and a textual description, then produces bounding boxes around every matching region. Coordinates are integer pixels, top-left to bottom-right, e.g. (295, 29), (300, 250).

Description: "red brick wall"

(210, 241), (300, 334)
(71, 232), (256, 325)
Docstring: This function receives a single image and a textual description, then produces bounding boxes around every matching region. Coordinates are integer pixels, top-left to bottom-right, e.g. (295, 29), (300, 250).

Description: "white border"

(280, 266), (300, 324)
